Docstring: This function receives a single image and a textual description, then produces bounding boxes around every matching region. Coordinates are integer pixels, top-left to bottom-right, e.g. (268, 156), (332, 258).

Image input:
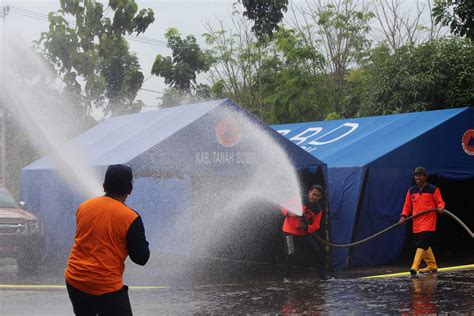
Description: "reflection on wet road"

(1, 264), (472, 315)
(130, 271), (472, 315)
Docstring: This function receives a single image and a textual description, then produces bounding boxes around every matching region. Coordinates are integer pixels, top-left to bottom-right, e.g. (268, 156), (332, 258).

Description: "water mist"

(132, 105), (308, 284)
(1, 31), (308, 282)
(0, 32), (102, 198)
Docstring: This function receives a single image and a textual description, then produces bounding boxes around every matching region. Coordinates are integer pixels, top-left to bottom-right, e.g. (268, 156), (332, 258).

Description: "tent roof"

(272, 107), (474, 172)
(24, 98), (324, 173)
(26, 99), (223, 169)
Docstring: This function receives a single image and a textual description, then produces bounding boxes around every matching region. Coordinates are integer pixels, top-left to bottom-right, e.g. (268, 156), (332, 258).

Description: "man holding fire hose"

(281, 184), (329, 282)
(399, 166), (446, 276)
(65, 164), (150, 315)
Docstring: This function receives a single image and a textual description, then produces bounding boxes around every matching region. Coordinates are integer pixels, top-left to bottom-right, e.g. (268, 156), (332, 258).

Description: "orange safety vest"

(401, 184), (445, 234)
(281, 204), (322, 236)
(65, 196), (138, 295)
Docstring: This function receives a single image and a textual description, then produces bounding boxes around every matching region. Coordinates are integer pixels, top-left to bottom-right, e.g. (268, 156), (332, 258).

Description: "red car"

(0, 187), (43, 274)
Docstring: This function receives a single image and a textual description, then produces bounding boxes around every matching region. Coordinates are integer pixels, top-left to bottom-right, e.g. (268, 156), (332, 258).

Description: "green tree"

(358, 37), (474, 116)
(203, 15), (264, 116)
(204, 15), (336, 123)
(373, 0), (444, 51)
(433, 0), (474, 41)
(158, 84), (212, 108)
(260, 27), (329, 123)
(151, 28), (212, 107)
(234, 1), (289, 117)
(238, 0), (289, 41)
(204, 20), (333, 123)
(38, 0), (154, 118)
(292, 0), (374, 117)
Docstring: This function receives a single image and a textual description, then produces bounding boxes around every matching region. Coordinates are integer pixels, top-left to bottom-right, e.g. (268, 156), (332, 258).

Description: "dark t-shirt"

(302, 195), (322, 215)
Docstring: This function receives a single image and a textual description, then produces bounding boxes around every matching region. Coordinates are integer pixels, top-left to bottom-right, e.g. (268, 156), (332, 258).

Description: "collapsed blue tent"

(272, 107), (474, 271)
(21, 98), (326, 266)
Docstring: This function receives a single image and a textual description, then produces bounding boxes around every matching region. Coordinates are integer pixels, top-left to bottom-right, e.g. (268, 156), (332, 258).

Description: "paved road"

(0, 258), (473, 315)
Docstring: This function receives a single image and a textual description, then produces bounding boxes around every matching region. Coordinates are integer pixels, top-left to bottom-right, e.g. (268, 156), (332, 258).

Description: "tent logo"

(461, 129), (474, 156)
(215, 117), (241, 147)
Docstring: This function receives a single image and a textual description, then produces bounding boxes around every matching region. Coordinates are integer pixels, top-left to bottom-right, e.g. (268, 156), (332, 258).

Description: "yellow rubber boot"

(419, 247), (438, 273)
(410, 248), (424, 276)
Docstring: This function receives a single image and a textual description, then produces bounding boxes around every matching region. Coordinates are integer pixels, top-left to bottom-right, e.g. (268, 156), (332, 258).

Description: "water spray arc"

(1, 31), (102, 198)
(174, 106), (315, 262)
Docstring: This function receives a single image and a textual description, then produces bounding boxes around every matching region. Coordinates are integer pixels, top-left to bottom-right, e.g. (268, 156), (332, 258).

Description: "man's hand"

(298, 216), (309, 231)
(299, 222), (309, 231)
(437, 208), (446, 214)
(399, 216), (407, 224)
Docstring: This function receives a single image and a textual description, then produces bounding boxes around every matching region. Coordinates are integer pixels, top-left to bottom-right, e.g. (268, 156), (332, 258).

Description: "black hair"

(103, 164), (133, 195)
(309, 184), (324, 194)
(413, 166), (428, 176)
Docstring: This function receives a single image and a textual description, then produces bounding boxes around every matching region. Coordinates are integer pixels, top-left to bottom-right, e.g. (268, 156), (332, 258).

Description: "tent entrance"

(293, 167), (332, 269)
(431, 176), (474, 263)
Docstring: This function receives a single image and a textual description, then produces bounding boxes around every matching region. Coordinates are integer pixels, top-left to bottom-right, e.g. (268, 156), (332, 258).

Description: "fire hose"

(314, 208), (474, 248)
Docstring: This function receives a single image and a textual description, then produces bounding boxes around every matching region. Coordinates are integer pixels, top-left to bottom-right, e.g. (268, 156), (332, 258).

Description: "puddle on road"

(1, 259), (473, 314)
(128, 270), (474, 314)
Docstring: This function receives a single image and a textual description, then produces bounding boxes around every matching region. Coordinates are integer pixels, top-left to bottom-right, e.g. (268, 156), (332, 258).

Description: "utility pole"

(0, 5), (9, 20)
(0, 3), (8, 187)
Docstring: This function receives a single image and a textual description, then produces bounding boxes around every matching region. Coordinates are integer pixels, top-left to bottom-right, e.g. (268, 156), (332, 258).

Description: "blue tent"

(272, 107), (474, 270)
(21, 98), (326, 265)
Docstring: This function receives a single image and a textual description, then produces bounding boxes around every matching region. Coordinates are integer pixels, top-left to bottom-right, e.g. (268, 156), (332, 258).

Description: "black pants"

(66, 283), (132, 316)
(414, 231), (434, 250)
(283, 233), (325, 278)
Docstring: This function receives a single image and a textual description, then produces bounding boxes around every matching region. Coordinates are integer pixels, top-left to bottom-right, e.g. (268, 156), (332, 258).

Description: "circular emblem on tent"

(462, 129), (474, 156)
(215, 117), (241, 147)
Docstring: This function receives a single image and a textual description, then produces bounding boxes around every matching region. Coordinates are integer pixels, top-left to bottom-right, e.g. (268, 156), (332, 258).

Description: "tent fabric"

(26, 99), (225, 169)
(272, 107), (474, 270)
(349, 167), (412, 267)
(28, 99), (323, 173)
(21, 98), (326, 265)
(326, 167), (367, 269)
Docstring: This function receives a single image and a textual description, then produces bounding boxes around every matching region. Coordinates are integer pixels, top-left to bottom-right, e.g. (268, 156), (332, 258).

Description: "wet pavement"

(0, 258), (473, 315)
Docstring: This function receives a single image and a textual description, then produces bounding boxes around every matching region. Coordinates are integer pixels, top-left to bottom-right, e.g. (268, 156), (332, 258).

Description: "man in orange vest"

(281, 184), (328, 282)
(65, 164), (150, 315)
(399, 166), (445, 276)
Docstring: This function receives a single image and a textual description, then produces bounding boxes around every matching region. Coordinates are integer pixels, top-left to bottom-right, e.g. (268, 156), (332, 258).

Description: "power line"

(132, 35), (167, 44)
(8, 5), (169, 48)
(140, 88), (165, 94)
(9, 9), (49, 23)
(9, 6), (48, 20)
(1, 5), (10, 19)
(124, 36), (168, 47)
(7, 5), (168, 97)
